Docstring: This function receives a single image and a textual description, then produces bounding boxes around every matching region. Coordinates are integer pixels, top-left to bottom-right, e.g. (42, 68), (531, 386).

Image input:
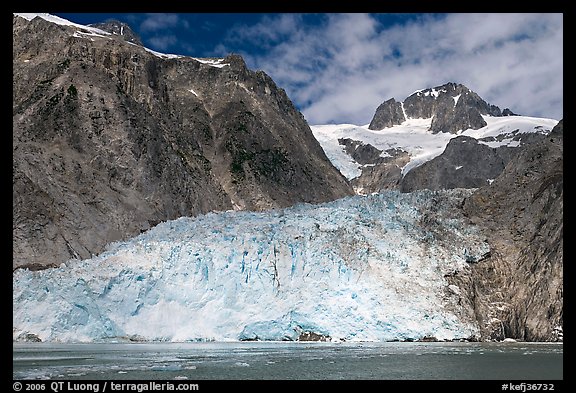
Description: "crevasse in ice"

(13, 190), (489, 342)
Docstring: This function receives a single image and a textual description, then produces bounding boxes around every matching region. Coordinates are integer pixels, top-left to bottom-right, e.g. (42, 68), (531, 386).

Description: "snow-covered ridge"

(13, 190), (486, 343)
(311, 115), (558, 180)
(143, 47), (184, 60)
(410, 86), (450, 98)
(422, 87), (447, 98)
(14, 13), (228, 68)
(15, 13), (111, 36)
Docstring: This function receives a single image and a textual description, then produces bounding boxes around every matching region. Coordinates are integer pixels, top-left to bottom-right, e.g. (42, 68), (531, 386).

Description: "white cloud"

(139, 13), (191, 53)
(229, 13), (302, 47)
(140, 13), (184, 32)
(224, 13), (563, 125)
(148, 35), (178, 51)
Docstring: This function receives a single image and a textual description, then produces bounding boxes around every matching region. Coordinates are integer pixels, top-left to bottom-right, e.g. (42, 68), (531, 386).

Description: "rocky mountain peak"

(412, 82), (468, 97)
(369, 82), (517, 133)
(223, 53), (247, 68)
(88, 20), (142, 45)
(367, 98), (405, 130)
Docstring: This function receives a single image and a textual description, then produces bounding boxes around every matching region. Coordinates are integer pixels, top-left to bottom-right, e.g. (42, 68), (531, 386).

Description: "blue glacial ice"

(13, 190), (490, 342)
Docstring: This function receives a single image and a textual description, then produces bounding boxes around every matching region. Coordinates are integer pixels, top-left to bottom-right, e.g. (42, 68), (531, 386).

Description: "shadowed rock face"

(398, 131), (550, 193)
(12, 15), (353, 269)
(400, 136), (521, 192)
(368, 82), (516, 133)
(456, 120), (563, 341)
(368, 98), (406, 130)
(337, 138), (385, 166)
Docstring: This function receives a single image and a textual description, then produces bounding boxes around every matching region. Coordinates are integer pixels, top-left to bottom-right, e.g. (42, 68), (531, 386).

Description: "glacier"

(13, 190), (490, 343)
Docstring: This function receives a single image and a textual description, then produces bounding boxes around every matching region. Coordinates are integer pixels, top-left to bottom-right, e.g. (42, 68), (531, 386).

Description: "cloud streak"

(223, 13), (563, 125)
(137, 13), (190, 53)
(148, 35), (178, 51)
(140, 13), (187, 32)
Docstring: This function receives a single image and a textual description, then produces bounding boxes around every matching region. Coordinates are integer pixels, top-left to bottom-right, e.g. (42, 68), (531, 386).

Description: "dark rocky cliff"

(454, 120), (563, 341)
(400, 136), (520, 192)
(13, 15), (353, 269)
(399, 131), (549, 193)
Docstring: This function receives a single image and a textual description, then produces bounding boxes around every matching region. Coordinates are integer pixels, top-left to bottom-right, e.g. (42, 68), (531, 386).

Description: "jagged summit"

(369, 82), (517, 133)
(88, 20), (143, 46)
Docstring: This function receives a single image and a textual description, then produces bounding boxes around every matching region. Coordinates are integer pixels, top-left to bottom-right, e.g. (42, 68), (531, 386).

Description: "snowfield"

(311, 115), (558, 180)
(14, 190), (488, 343)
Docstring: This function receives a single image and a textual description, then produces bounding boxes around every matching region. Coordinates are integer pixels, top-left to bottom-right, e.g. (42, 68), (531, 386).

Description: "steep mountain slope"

(458, 120), (563, 341)
(12, 14), (352, 270)
(400, 135), (515, 193)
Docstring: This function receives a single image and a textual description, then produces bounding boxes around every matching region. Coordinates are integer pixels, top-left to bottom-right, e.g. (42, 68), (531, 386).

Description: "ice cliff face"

(13, 190), (488, 343)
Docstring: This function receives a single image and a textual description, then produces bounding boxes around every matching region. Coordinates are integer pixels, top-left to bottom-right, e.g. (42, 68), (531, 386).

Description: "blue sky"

(54, 13), (563, 125)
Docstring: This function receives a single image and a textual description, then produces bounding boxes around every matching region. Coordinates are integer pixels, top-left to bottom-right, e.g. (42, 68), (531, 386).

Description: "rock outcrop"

(337, 138), (386, 166)
(87, 20), (143, 46)
(12, 14), (353, 269)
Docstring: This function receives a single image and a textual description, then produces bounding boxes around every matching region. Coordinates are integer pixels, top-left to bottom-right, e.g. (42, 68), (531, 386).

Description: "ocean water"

(12, 341), (563, 380)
